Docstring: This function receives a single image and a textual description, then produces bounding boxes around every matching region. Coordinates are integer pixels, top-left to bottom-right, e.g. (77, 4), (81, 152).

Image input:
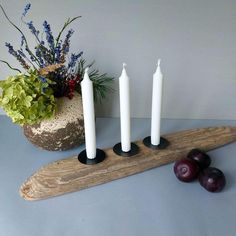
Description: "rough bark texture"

(20, 126), (236, 201)
(23, 93), (85, 151)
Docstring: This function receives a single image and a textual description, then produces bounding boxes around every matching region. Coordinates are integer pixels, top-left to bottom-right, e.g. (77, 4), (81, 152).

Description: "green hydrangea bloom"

(0, 71), (56, 125)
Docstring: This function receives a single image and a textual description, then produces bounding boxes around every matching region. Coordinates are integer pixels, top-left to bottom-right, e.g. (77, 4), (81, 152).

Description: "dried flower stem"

(0, 4), (39, 68)
(0, 60), (21, 73)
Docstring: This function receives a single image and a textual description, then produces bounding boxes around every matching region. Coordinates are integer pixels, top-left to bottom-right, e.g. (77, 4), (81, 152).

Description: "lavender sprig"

(55, 16), (81, 49)
(0, 4), (39, 68)
(60, 29), (74, 63)
(18, 48), (36, 68)
(36, 41), (54, 65)
(68, 52), (83, 69)
(21, 4), (41, 44)
(18, 49), (26, 58)
(5, 43), (30, 70)
(62, 29), (74, 54)
(35, 43), (45, 67)
(54, 42), (62, 63)
(27, 21), (40, 42)
(22, 3), (31, 17)
(43, 21), (54, 51)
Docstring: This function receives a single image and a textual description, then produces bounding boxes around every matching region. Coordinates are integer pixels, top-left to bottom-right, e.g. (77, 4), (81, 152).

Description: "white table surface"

(0, 116), (236, 236)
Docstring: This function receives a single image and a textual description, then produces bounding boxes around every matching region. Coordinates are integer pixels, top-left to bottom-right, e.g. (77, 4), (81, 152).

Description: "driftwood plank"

(20, 126), (236, 201)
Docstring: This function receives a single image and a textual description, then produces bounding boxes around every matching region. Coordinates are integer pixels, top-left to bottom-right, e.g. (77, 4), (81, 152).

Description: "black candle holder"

(143, 136), (170, 150)
(113, 142), (139, 157)
(78, 148), (106, 165)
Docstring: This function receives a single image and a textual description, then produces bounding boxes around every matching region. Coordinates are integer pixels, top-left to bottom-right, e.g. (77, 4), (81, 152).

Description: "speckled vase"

(23, 93), (85, 151)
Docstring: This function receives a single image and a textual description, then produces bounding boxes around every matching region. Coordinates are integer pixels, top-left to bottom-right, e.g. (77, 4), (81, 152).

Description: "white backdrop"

(0, 0), (236, 119)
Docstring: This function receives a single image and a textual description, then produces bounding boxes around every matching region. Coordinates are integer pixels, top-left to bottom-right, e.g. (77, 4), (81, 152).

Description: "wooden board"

(20, 126), (236, 201)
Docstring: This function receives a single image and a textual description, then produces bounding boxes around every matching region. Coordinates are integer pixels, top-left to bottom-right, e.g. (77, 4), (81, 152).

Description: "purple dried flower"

(5, 43), (17, 56)
(54, 42), (62, 63)
(68, 51), (83, 68)
(30, 55), (36, 61)
(35, 44), (45, 67)
(60, 29), (74, 62)
(5, 42), (30, 70)
(35, 41), (52, 65)
(22, 3), (31, 17)
(39, 76), (47, 83)
(24, 45), (38, 65)
(18, 50), (26, 58)
(27, 21), (40, 41)
(35, 52), (43, 65)
(43, 21), (54, 50)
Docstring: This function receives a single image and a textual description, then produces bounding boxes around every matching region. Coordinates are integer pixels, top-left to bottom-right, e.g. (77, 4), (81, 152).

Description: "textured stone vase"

(23, 93), (85, 151)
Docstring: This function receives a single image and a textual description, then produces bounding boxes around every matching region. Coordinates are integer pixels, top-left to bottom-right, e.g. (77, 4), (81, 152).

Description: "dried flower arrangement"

(0, 3), (113, 125)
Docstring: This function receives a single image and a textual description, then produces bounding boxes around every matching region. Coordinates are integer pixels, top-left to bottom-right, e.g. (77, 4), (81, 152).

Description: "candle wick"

(85, 67), (89, 73)
(157, 59), (161, 67)
(123, 63), (127, 69)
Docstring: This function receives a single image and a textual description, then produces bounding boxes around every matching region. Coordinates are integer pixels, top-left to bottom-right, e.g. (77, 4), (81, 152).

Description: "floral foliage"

(0, 71), (55, 125)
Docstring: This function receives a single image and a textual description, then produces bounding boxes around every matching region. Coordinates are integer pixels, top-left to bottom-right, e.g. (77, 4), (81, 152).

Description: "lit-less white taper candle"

(119, 63), (131, 152)
(81, 67), (96, 159)
(151, 59), (163, 146)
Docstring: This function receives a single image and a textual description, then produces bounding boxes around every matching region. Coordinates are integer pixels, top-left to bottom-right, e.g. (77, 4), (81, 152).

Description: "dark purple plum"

(174, 158), (199, 182)
(199, 167), (226, 192)
(187, 149), (211, 170)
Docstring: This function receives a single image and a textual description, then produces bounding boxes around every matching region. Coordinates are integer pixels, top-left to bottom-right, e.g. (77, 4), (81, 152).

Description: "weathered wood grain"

(20, 126), (236, 201)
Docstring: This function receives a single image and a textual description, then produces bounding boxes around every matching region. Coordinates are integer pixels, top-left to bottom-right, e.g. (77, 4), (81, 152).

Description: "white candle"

(151, 59), (163, 146)
(119, 63), (131, 152)
(81, 67), (96, 159)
